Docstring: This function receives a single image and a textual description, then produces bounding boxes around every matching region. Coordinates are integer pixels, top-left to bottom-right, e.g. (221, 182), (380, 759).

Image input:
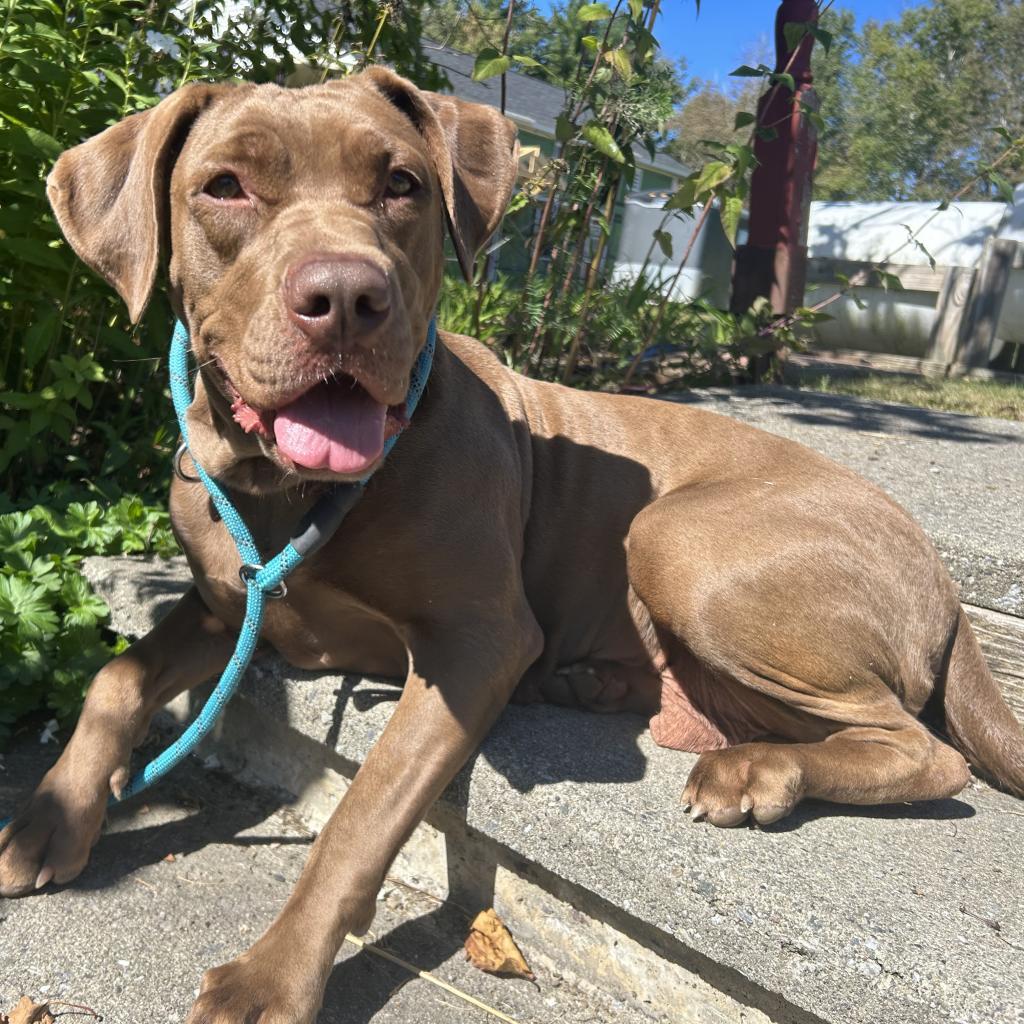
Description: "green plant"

(439, 268), (815, 391)
(0, 0), (442, 740)
(0, 0), (439, 503)
(438, 274), (519, 346)
(0, 496), (178, 746)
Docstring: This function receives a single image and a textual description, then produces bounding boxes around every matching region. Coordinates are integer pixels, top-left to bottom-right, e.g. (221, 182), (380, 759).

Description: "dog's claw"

(740, 794), (753, 813)
(110, 766), (130, 801)
(35, 865), (54, 890)
(689, 803), (706, 822)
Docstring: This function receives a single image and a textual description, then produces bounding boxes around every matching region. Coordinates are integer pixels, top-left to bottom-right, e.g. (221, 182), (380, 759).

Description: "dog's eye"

(385, 171), (417, 198)
(205, 173), (244, 200)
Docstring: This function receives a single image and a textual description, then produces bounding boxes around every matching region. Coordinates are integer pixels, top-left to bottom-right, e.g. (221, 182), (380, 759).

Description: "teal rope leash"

(1, 318), (436, 825)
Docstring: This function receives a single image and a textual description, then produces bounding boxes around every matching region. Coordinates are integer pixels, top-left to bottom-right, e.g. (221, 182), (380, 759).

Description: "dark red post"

(731, 0), (819, 324)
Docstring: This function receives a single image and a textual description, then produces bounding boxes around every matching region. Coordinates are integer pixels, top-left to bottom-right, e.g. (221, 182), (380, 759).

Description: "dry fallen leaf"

(464, 909), (534, 980)
(162, 852), (176, 863)
(5, 996), (55, 1024)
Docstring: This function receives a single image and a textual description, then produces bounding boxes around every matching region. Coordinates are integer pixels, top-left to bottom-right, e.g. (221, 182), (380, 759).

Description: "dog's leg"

(185, 613), (541, 1024)
(627, 479), (972, 826)
(0, 586), (236, 896)
(681, 726), (970, 826)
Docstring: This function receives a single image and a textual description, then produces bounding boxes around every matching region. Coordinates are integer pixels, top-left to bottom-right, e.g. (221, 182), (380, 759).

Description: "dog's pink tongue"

(274, 380), (386, 474)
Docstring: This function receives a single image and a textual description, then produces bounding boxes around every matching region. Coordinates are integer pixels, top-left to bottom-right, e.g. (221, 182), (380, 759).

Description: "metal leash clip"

(239, 563), (288, 599)
(173, 440), (200, 482)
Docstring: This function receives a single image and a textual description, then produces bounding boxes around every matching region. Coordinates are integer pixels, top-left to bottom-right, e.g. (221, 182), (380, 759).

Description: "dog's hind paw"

(681, 742), (805, 827)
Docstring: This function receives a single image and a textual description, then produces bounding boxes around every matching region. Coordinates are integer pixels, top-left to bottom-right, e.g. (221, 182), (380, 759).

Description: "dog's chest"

(170, 479), (409, 677)
(195, 558), (408, 676)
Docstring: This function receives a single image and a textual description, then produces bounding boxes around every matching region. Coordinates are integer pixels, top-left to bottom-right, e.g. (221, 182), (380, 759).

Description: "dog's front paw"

(186, 954), (321, 1024)
(0, 765), (109, 897)
(682, 742), (805, 827)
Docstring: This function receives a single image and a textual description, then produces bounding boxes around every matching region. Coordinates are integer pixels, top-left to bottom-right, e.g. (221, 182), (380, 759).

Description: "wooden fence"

(800, 238), (1024, 379)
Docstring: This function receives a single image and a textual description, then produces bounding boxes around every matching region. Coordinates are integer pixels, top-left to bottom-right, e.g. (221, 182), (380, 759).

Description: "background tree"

(422, 0), (549, 63)
(815, 0), (1024, 200)
(664, 70), (757, 171)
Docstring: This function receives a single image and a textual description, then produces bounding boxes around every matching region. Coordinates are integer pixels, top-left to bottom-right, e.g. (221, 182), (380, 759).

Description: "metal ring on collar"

(238, 563), (288, 599)
(173, 441), (200, 482)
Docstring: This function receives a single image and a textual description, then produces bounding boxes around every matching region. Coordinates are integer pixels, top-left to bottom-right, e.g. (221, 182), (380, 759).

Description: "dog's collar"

(169, 317), (437, 560)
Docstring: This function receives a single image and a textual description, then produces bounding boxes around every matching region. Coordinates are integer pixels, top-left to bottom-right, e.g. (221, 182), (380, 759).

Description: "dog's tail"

(943, 607), (1024, 798)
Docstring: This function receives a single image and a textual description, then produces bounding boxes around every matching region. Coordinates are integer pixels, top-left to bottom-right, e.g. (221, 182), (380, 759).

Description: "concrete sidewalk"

(1, 739), (612, 1024)
(3, 387), (1023, 1024)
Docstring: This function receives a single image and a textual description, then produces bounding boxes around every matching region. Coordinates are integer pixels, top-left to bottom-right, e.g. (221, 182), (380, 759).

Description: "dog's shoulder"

(436, 328), (530, 412)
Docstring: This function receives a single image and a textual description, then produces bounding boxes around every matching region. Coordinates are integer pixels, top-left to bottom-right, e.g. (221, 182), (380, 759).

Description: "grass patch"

(796, 373), (1024, 421)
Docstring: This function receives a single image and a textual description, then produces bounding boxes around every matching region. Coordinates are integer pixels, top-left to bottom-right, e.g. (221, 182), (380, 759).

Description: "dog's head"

(47, 69), (518, 483)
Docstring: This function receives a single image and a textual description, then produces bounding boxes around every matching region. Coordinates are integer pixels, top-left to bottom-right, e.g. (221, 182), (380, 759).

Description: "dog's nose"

(284, 255), (391, 347)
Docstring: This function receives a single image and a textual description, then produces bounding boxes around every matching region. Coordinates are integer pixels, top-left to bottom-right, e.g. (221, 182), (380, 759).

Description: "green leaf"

(0, 237), (69, 272)
(783, 21), (810, 53)
(628, 0), (644, 20)
(60, 572), (109, 628)
(581, 34), (599, 52)
(0, 116), (62, 159)
(721, 194), (744, 247)
(792, 306), (833, 325)
(0, 391), (43, 410)
(803, 108), (825, 133)
(555, 113), (575, 143)
(21, 308), (60, 370)
(694, 160), (733, 197)
(581, 121), (625, 163)
(988, 171), (1015, 204)
(730, 64), (768, 78)
(102, 67), (130, 95)
(578, 3), (614, 23)
(770, 71), (796, 92)
(0, 512), (38, 553)
(664, 178), (698, 211)
(472, 48), (512, 81)
(874, 269), (905, 292)
(899, 224), (937, 270)
(0, 575), (60, 639)
(734, 111), (757, 131)
(756, 125), (779, 142)
(653, 229), (673, 259)
(727, 143), (756, 180)
(512, 54), (541, 68)
(812, 26), (834, 55)
(604, 48), (632, 80)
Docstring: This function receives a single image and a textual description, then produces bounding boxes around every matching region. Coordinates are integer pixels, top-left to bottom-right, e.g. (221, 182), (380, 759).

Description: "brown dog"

(2, 68), (1022, 1023)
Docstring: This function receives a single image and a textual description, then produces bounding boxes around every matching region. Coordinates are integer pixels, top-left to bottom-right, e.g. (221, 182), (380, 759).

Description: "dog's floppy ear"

(362, 67), (519, 281)
(46, 83), (230, 323)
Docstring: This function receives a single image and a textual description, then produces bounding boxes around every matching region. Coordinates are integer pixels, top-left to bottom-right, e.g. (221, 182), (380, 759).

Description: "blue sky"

(655, 0), (917, 82)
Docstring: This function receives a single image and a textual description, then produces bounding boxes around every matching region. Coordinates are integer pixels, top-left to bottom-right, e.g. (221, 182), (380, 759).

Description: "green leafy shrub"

(439, 272), (809, 389)
(0, 497), (178, 745)
(438, 274), (520, 348)
(0, 0), (439, 503)
(0, 1), (438, 738)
